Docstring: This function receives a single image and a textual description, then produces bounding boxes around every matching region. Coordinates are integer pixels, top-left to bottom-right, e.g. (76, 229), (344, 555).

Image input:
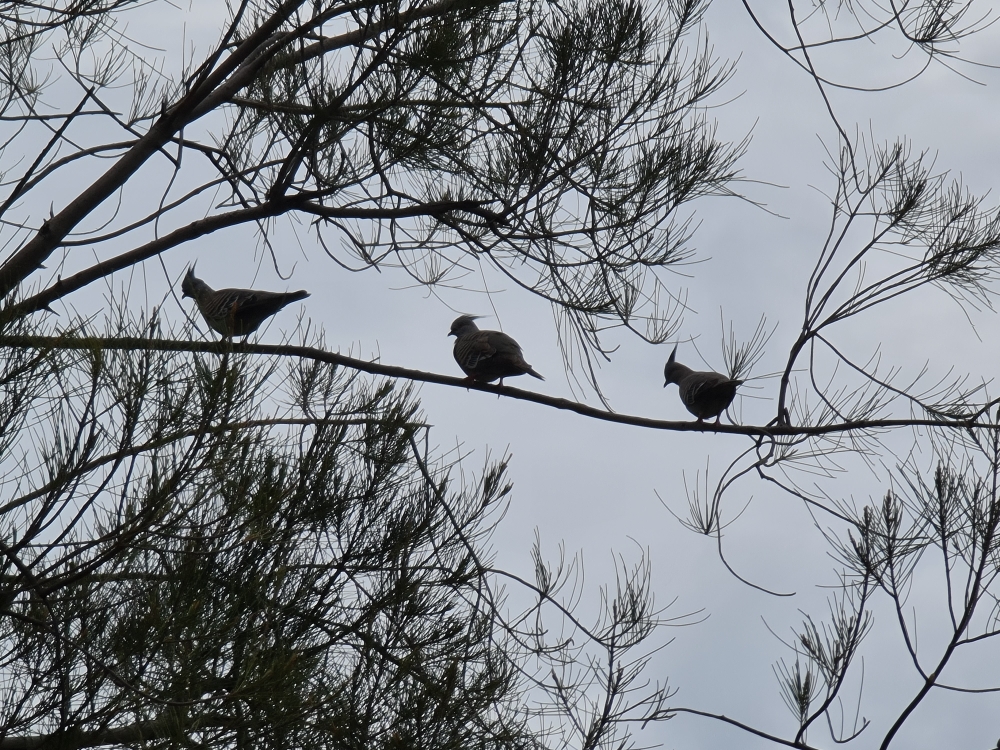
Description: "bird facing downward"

(181, 265), (310, 338)
(663, 345), (742, 422)
(449, 315), (544, 386)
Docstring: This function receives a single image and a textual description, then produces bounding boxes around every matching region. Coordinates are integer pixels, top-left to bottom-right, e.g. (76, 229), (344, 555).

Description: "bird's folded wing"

(487, 332), (524, 358)
(234, 291), (292, 317)
(214, 290), (246, 312)
(460, 333), (497, 368)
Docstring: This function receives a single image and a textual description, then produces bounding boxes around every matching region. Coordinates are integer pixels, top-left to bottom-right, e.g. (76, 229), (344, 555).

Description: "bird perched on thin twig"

(181, 265), (310, 338)
(663, 345), (742, 422)
(449, 315), (544, 386)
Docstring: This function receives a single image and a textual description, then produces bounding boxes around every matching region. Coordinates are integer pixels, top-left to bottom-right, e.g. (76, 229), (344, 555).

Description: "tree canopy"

(1, 1), (999, 749)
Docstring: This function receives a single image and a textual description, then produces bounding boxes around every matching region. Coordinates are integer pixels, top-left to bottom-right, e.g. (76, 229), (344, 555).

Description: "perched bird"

(663, 345), (742, 422)
(181, 265), (310, 338)
(449, 315), (544, 386)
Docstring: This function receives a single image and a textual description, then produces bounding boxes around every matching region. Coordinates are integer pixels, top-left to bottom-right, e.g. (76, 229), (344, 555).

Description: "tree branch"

(0, 335), (990, 439)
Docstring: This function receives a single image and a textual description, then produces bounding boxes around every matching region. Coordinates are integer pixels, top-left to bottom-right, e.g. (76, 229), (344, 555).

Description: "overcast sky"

(24, 1), (1000, 747)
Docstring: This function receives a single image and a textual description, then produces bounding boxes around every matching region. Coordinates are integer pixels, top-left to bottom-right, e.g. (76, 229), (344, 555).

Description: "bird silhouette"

(449, 315), (544, 386)
(663, 345), (742, 422)
(181, 265), (309, 338)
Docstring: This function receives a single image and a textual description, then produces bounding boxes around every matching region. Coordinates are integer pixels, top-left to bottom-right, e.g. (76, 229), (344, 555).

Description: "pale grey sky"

(16, 1), (1000, 747)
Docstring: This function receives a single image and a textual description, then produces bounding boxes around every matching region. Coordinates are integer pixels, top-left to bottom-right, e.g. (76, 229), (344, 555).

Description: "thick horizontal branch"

(1, 194), (505, 322)
(0, 201), (302, 321)
(300, 198), (507, 223)
(0, 335), (989, 438)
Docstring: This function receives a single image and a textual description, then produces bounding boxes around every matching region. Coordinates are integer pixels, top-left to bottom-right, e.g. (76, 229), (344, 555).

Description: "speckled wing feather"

(207, 288), (310, 337)
(454, 330), (498, 374)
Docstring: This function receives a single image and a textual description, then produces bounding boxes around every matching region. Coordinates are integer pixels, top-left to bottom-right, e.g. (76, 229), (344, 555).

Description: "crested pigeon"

(663, 345), (742, 422)
(181, 265), (309, 338)
(449, 315), (544, 386)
